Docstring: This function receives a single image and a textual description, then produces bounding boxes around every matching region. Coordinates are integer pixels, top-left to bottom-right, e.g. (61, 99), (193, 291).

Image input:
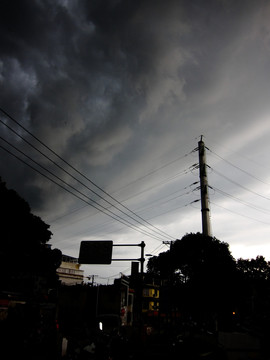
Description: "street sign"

(78, 240), (113, 264)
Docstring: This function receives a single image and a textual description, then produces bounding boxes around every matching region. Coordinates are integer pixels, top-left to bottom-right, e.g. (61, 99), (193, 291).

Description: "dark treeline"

(147, 233), (270, 334)
(0, 177), (62, 295)
(0, 178), (62, 358)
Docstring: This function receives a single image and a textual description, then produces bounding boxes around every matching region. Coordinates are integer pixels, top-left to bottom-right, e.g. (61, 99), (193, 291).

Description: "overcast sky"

(1, 0), (270, 284)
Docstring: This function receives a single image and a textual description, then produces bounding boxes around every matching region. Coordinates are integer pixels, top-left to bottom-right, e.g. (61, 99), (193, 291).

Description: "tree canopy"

(0, 178), (61, 296)
(237, 256), (270, 281)
(1, 178), (52, 250)
(147, 233), (238, 328)
(147, 233), (270, 331)
(147, 232), (236, 282)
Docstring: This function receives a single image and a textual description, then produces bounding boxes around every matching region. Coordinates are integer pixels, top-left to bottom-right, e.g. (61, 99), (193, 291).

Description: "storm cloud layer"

(1, 0), (270, 281)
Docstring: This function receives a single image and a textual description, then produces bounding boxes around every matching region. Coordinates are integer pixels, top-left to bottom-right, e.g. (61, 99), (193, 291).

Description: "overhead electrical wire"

(206, 137), (270, 174)
(0, 116), (170, 240)
(0, 142), (170, 242)
(48, 169), (197, 238)
(203, 145), (270, 228)
(119, 164), (195, 204)
(0, 107), (179, 241)
(111, 150), (195, 194)
(211, 201), (270, 226)
(148, 243), (167, 256)
(146, 199), (200, 220)
(53, 188), (195, 242)
(136, 188), (192, 215)
(210, 185), (270, 215)
(54, 197), (197, 244)
(210, 167), (270, 201)
(60, 192), (195, 243)
(0, 120), (174, 242)
(53, 184), (193, 233)
(208, 148), (270, 186)
(49, 161), (195, 226)
(47, 140), (195, 224)
(0, 128), (173, 243)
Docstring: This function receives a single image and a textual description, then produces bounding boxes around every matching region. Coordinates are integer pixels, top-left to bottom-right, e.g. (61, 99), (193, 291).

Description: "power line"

(136, 188), (192, 215)
(49, 162), (195, 226)
(208, 148), (270, 186)
(0, 107), (175, 241)
(0, 117), (170, 239)
(50, 172), (193, 229)
(51, 186), (195, 242)
(210, 185), (270, 215)
(0, 142), (169, 242)
(211, 167), (270, 201)
(211, 201), (270, 226)
(206, 137), (270, 173)
(119, 165), (194, 204)
(0, 107), (194, 240)
(0, 112), (174, 241)
(146, 199), (200, 220)
(148, 243), (167, 255)
(111, 150), (194, 194)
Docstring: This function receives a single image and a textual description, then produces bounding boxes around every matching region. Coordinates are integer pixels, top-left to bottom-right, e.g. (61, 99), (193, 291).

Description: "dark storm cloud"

(1, 0), (270, 265)
(0, 0), (192, 208)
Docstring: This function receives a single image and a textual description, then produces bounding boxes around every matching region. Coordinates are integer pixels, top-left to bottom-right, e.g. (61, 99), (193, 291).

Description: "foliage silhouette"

(147, 233), (238, 329)
(0, 178), (61, 296)
(147, 232), (270, 335)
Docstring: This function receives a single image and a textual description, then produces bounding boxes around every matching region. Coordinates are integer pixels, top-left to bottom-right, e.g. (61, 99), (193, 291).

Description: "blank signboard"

(78, 240), (113, 264)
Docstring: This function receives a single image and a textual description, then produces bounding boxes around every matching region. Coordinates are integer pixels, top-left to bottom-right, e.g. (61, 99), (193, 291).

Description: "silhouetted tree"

(147, 233), (238, 329)
(148, 232), (236, 280)
(0, 178), (62, 297)
(236, 256), (270, 328)
(147, 249), (171, 279)
(237, 256), (270, 281)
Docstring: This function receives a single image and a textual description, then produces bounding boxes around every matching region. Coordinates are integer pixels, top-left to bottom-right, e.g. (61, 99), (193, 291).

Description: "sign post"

(78, 240), (145, 274)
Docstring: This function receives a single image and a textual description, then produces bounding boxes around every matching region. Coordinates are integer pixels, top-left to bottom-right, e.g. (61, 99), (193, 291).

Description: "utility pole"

(198, 136), (211, 236)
